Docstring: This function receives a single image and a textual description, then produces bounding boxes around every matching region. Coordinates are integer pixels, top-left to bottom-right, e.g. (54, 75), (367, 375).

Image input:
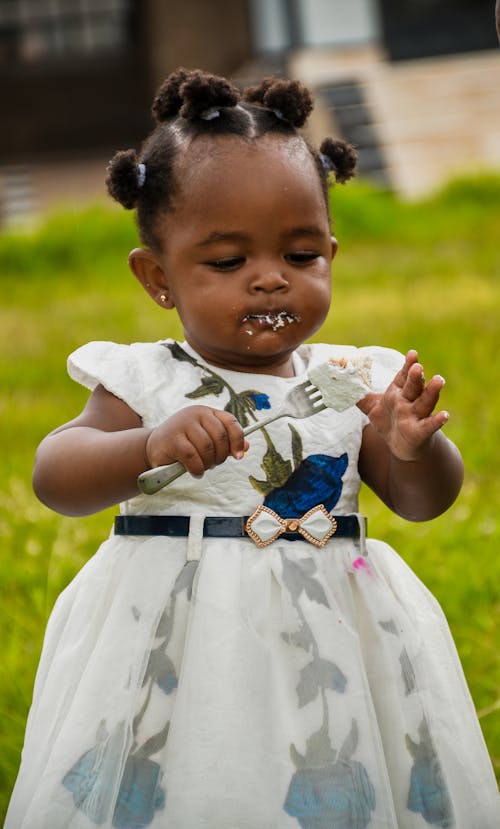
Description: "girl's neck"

(181, 339), (299, 378)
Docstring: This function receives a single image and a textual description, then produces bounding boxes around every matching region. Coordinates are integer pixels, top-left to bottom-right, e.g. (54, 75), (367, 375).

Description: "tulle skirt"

(5, 532), (499, 828)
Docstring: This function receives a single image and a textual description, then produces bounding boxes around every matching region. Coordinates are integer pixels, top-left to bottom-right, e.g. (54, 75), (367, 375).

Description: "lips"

(241, 311), (301, 331)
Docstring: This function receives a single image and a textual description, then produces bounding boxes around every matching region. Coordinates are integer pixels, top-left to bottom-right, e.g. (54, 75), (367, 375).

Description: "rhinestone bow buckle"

(245, 504), (337, 548)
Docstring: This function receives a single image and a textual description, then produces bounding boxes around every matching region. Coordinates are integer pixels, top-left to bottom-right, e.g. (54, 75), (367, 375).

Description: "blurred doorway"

(379, 0), (498, 60)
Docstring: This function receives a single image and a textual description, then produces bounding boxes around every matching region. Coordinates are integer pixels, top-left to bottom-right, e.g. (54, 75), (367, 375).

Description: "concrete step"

(291, 47), (500, 197)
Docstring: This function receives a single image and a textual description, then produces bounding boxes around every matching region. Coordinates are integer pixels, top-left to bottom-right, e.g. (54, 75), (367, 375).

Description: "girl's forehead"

(176, 133), (316, 182)
(161, 133), (329, 243)
(172, 133), (323, 212)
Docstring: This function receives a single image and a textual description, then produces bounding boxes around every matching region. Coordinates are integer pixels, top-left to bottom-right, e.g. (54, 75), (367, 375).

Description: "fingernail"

(235, 451), (244, 460)
(442, 411), (450, 421)
(436, 375), (446, 385)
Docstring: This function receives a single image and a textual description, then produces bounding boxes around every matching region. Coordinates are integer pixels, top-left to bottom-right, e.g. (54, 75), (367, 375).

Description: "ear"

(330, 236), (338, 261)
(128, 248), (175, 309)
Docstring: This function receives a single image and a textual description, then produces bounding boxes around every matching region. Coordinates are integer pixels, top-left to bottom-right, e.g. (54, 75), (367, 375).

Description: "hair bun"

(244, 78), (313, 128)
(178, 70), (240, 120)
(152, 68), (240, 123)
(152, 67), (193, 122)
(105, 149), (142, 209)
(320, 138), (357, 183)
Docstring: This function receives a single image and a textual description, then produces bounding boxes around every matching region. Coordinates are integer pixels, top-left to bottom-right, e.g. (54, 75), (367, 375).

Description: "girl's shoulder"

(67, 338), (182, 419)
(67, 339), (178, 384)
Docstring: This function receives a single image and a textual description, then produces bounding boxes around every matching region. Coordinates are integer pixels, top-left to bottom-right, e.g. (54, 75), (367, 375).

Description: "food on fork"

(308, 355), (372, 411)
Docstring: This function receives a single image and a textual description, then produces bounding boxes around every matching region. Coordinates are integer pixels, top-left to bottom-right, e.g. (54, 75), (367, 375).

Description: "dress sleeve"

(67, 341), (147, 419)
(358, 345), (405, 393)
(356, 345), (405, 428)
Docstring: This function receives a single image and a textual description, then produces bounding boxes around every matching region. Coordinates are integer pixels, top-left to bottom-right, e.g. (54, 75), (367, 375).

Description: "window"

(0, 0), (131, 65)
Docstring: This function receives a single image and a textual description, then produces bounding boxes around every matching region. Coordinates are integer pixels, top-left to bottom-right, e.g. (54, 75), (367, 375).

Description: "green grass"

(1, 175), (499, 815)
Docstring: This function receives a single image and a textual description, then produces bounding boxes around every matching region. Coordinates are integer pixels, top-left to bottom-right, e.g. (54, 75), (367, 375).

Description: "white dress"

(5, 339), (499, 829)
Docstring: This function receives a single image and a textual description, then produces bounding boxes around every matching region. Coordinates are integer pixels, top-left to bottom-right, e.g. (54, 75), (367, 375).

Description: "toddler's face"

(151, 135), (336, 376)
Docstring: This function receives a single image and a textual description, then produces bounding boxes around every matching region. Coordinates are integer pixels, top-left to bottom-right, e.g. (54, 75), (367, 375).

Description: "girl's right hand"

(145, 405), (248, 478)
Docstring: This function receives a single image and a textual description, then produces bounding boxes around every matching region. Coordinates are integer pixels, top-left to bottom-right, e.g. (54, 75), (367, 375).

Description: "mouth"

(241, 311), (301, 332)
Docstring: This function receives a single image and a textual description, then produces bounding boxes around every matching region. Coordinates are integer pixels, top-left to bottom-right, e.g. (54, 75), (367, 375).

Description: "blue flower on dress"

(406, 719), (454, 827)
(63, 722), (124, 824)
(285, 720), (375, 829)
(249, 392), (271, 410)
(284, 760), (375, 829)
(264, 453), (348, 516)
(113, 755), (166, 829)
(63, 722), (166, 828)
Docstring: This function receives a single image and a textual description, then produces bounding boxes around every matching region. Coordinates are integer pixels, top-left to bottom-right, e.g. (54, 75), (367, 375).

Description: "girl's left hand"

(356, 350), (450, 462)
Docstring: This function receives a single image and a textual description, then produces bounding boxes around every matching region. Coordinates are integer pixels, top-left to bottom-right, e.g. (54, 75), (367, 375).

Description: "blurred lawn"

(1, 175), (499, 815)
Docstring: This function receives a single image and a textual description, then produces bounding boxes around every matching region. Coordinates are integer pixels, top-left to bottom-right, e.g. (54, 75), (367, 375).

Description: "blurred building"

(1, 0), (499, 226)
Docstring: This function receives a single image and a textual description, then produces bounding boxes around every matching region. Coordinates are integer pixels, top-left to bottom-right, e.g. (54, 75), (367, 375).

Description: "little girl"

(6, 69), (498, 829)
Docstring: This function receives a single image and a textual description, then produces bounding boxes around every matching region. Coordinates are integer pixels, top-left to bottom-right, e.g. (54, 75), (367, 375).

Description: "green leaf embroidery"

(186, 375), (225, 399)
(260, 430), (292, 489)
(134, 720), (170, 761)
(305, 723), (338, 766)
(248, 474), (274, 496)
(224, 395), (250, 428)
(289, 423), (303, 470)
(290, 743), (307, 769)
(166, 341), (198, 365)
(338, 719), (358, 763)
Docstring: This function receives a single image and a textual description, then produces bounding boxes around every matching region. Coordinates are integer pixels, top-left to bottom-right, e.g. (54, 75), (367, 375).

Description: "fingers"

(396, 351), (446, 413)
(355, 391), (379, 417)
(412, 373), (446, 418)
(153, 406), (247, 478)
(359, 353), (447, 423)
(362, 351), (452, 461)
(212, 410), (248, 461)
(392, 349), (419, 391)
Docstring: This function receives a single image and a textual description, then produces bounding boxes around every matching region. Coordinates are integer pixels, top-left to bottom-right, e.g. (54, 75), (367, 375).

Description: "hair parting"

(106, 69), (357, 250)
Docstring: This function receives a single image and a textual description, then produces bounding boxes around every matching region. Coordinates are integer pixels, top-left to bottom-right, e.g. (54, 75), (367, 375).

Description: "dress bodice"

(68, 339), (404, 518)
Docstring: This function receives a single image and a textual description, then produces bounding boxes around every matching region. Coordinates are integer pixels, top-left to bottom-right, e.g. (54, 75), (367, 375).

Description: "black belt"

(114, 514), (364, 541)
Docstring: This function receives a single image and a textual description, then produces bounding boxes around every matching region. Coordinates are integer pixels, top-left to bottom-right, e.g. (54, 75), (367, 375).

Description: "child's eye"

(206, 257), (245, 271)
(285, 251), (319, 265)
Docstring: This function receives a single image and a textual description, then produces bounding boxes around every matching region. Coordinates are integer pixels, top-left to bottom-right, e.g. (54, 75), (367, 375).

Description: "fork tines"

(306, 383), (325, 407)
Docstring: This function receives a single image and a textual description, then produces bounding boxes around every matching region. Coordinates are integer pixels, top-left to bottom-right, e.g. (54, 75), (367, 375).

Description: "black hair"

(106, 68), (357, 251)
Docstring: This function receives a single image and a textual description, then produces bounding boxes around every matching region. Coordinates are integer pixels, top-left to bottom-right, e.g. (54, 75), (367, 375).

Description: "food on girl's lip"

(308, 355), (372, 411)
(241, 311), (301, 331)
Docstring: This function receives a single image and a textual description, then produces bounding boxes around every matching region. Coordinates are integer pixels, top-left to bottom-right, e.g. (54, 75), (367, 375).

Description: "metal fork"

(137, 380), (326, 494)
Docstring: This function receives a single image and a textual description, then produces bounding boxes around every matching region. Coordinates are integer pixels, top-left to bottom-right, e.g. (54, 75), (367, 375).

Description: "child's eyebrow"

(196, 231), (249, 247)
(286, 225), (326, 240)
(196, 226), (326, 248)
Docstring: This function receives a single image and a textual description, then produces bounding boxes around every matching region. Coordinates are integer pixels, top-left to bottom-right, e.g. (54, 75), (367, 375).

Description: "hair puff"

(105, 149), (142, 210)
(244, 78), (313, 128)
(320, 137), (357, 184)
(152, 67), (194, 122)
(177, 70), (240, 120)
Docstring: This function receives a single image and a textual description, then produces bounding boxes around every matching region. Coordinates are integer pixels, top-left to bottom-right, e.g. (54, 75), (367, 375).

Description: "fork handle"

(137, 413), (279, 495)
(137, 461), (187, 494)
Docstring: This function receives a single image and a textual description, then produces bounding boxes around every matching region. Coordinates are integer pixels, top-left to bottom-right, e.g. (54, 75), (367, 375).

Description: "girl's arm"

(33, 385), (246, 517)
(357, 350), (464, 521)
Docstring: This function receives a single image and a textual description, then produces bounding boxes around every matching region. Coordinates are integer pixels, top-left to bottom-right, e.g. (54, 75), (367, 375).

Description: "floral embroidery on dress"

(165, 342), (271, 427)
(264, 453), (348, 516)
(284, 720), (376, 829)
(165, 343), (378, 827)
(279, 537), (375, 825)
(377, 619), (454, 826)
(63, 561), (198, 827)
(166, 342), (350, 514)
(406, 718), (454, 827)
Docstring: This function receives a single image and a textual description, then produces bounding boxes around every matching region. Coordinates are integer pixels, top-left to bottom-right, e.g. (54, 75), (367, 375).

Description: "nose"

(249, 262), (289, 293)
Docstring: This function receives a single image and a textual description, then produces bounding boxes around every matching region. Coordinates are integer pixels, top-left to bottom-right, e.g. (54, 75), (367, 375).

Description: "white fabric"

(6, 339), (499, 829)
